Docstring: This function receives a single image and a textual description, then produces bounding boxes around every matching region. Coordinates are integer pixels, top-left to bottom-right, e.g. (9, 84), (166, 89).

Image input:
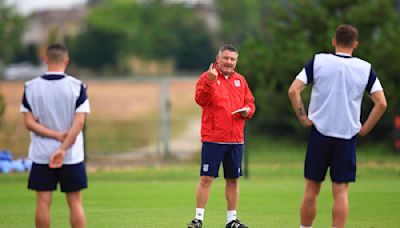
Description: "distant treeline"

(236, 1), (400, 141)
(1, 0), (399, 141)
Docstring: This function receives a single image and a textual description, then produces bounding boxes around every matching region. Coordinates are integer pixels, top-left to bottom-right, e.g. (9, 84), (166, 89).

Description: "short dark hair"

(335, 24), (358, 48)
(46, 43), (68, 64)
(218, 44), (238, 56)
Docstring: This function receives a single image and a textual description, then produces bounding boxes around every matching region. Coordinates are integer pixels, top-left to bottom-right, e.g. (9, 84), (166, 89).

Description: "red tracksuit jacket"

(195, 68), (255, 143)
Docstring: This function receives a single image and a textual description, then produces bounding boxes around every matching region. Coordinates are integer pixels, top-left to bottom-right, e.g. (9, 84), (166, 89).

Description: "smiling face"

(216, 50), (238, 76)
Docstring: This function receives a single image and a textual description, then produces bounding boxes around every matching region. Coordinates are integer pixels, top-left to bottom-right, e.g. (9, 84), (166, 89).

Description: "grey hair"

(218, 44), (239, 57)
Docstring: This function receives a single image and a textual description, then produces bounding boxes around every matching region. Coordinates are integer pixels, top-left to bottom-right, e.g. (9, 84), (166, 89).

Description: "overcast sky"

(6, 0), (88, 15)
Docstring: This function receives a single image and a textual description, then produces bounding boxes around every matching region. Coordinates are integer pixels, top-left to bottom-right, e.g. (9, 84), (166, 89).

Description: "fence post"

(160, 78), (170, 158)
(395, 115), (400, 151)
(243, 123), (249, 179)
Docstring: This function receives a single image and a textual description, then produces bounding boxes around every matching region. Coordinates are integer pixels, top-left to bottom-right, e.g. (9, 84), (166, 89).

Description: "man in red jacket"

(188, 44), (255, 228)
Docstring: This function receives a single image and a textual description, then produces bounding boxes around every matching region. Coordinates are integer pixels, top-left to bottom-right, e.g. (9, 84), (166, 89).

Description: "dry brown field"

(0, 78), (200, 158)
(1, 78), (198, 121)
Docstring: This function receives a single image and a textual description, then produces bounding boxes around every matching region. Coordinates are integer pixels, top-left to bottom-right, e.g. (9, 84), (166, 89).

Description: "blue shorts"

(28, 162), (88, 192)
(305, 127), (356, 183)
(200, 142), (243, 179)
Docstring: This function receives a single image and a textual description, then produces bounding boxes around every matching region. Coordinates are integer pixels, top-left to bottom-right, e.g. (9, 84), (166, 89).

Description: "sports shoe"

(226, 219), (248, 228)
(187, 218), (202, 228)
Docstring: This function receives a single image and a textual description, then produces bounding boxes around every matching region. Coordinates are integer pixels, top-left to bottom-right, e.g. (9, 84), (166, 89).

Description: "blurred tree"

(215, 0), (265, 45)
(13, 44), (41, 65)
(66, 25), (122, 70)
(237, 0), (400, 140)
(69, 0), (214, 73)
(0, 0), (25, 64)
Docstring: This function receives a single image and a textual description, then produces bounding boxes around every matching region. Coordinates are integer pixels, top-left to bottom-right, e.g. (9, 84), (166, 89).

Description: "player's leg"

(28, 163), (58, 228)
(196, 176), (215, 209)
(196, 142), (224, 210)
(301, 127), (332, 227)
(188, 143), (226, 227)
(59, 162), (88, 228)
(66, 191), (86, 228)
(300, 179), (321, 227)
(225, 178), (241, 227)
(223, 144), (242, 211)
(223, 144), (248, 228)
(225, 178), (239, 211)
(36, 191), (52, 228)
(331, 182), (349, 228)
(189, 176), (214, 227)
(330, 136), (356, 228)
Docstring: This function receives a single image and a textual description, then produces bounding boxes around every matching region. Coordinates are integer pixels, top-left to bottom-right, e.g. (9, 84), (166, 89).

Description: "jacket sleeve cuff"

(242, 107), (254, 119)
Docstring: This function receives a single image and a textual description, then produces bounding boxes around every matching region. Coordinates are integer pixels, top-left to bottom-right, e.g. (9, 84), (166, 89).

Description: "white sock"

(227, 210), (237, 224)
(195, 208), (204, 221)
(300, 225), (312, 228)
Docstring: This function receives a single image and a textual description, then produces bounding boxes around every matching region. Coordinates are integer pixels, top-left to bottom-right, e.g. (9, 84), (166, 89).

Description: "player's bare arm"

(359, 90), (387, 136)
(49, 113), (86, 168)
(23, 112), (67, 142)
(288, 79), (313, 127)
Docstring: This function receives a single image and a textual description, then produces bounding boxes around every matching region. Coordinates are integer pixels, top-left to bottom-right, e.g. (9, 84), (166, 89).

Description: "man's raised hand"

(207, 63), (218, 81)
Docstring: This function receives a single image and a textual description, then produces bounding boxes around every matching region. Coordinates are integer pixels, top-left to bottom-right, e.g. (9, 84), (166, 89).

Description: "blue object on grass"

(11, 159), (26, 172)
(0, 150), (33, 173)
(0, 150), (13, 161)
(0, 161), (12, 173)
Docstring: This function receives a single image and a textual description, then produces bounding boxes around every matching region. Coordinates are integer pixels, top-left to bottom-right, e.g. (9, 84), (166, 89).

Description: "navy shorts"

(200, 142), (243, 179)
(305, 127), (356, 183)
(28, 162), (88, 192)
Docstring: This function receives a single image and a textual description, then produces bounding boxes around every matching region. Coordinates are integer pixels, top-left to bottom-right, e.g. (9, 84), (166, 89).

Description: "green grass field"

(1, 137), (399, 227)
(1, 164), (400, 228)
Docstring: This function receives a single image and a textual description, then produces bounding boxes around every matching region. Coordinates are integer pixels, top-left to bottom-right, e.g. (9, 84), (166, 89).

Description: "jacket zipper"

(227, 77), (234, 141)
(211, 112), (214, 130)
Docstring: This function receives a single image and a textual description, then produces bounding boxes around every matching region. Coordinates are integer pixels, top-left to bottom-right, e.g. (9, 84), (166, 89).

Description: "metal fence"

(85, 117), (202, 168)
(0, 78), (204, 169)
(1, 78), (396, 174)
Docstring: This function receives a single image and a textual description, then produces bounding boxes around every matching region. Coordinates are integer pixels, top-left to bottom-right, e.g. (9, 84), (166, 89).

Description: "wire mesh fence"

(85, 117), (202, 168)
(1, 78), (398, 176)
(0, 78), (205, 171)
